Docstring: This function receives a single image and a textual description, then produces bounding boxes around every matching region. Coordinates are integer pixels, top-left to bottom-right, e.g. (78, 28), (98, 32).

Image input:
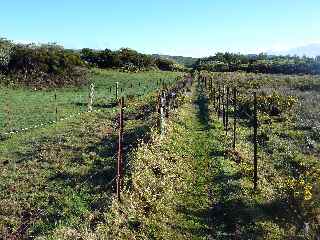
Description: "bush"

(154, 58), (175, 71)
(80, 47), (157, 72)
(0, 38), (13, 73)
(4, 43), (87, 88)
(238, 91), (297, 118)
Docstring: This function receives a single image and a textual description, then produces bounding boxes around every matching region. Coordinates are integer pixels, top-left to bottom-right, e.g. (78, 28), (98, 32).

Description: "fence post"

(253, 92), (258, 191)
(225, 87), (229, 135)
(213, 86), (216, 109)
(54, 91), (58, 122)
(165, 92), (170, 118)
(222, 86), (226, 126)
(217, 85), (221, 118)
(160, 91), (166, 137)
(233, 88), (237, 149)
(88, 83), (95, 112)
(115, 82), (119, 100)
(116, 97), (124, 201)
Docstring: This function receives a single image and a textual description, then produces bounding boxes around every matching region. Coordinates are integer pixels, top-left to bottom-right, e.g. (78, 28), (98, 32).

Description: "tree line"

(80, 48), (185, 72)
(193, 52), (320, 75)
(0, 38), (184, 88)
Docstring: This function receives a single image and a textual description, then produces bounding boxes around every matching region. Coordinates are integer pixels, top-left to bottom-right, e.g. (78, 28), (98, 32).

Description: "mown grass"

(0, 69), (181, 238)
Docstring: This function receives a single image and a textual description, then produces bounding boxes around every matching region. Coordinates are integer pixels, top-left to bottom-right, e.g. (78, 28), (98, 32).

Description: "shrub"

(5, 43), (87, 88)
(0, 38), (13, 73)
(238, 91), (297, 118)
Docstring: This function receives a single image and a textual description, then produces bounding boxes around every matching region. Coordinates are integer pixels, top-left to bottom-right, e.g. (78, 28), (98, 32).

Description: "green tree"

(0, 38), (13, 72)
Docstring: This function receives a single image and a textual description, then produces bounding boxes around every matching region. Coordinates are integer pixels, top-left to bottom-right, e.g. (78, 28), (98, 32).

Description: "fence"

(198, 71), (320, 196)
(4, 74), (193, 239)
(0, 77), (179, 138)
(198, 73), (261, 191)
(115, 75), (193, 201)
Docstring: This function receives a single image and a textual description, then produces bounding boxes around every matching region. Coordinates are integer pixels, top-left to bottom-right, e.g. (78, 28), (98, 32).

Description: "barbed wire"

(0, 80), (179, 138)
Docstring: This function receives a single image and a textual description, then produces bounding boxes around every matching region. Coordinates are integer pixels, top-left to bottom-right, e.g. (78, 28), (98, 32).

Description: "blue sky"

(1, 0), (319, 57)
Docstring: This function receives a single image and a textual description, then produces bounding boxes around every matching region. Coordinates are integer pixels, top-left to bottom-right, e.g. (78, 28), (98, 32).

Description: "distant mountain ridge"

(271, 43), (320, 57)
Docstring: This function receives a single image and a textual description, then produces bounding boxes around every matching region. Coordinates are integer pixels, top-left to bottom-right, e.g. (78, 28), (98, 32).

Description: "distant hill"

(271, 43), (320, 57)
(152, 54), (198, 68)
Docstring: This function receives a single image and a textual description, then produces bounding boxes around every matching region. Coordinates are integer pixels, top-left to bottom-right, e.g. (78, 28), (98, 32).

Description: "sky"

(1, 0), (319, 57)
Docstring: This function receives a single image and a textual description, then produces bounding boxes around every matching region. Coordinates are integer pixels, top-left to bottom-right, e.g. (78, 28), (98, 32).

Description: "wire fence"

(2, 74), (193, 239)
(0, 78), (177, 137)
(198, 72), (320, 194)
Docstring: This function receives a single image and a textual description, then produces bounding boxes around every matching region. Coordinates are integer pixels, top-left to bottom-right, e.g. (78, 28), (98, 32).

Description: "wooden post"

(160, 91), (166, 137)
(88, 83), (95, 112)
(253, 92), (258, 191)
(233, 88), (237, 149)
(165, 92), (169, 118)
(115, 82), (119, 100)
(116, 97), (124, 201)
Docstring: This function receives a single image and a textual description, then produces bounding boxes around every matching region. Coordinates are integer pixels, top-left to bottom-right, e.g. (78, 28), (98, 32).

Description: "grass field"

(0, 69), (181, 238)
(0, 69), (179, 133)
(1, 70), (320, 239)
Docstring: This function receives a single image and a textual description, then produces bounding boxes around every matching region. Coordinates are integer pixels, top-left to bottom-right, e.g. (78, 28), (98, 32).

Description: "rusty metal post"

(213, 87), (216, 109)
(116, 97), (124, 201)
(253, 92), (258, 191)
(225, 87), (229, 135)
(54, 91), (58, 122)
(233, 88), (237, 149)
(217, 85), (221, 118)
(222, 86), (226, 126)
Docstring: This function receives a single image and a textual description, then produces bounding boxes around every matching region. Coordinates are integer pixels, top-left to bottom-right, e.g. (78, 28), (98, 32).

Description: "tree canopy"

(194, 52), (320, 75)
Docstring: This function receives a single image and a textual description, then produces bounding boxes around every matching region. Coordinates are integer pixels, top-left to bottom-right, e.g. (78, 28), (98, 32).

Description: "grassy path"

(181, 85), (289, 239)
(175, 86), (252, 239)
(96, 84), (288, 239)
